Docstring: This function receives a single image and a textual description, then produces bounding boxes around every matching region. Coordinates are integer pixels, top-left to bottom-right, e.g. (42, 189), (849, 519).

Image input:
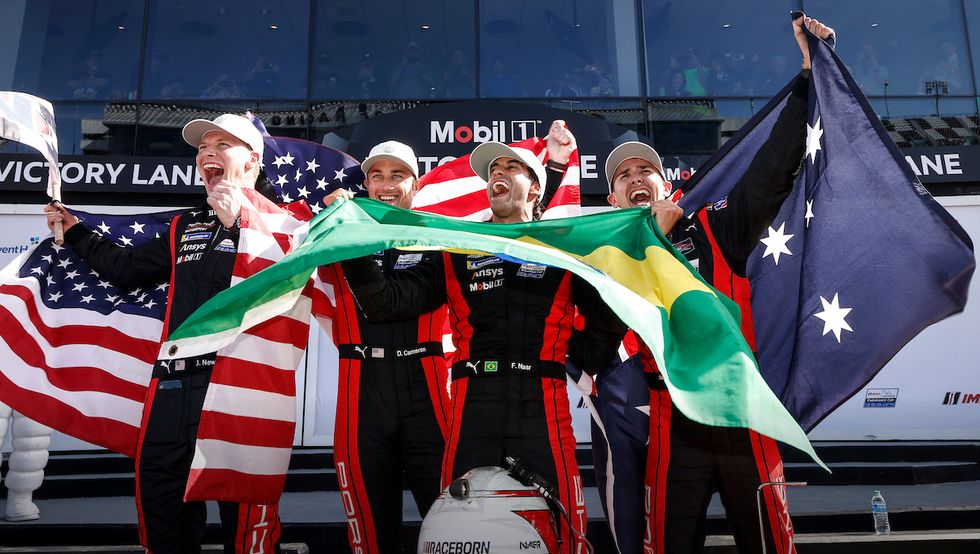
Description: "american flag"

(185, 190), (314, 503)
(0, 191), (317, 504)
(413, 137), (581, 220)
(0, 115), (585, 503)
(0, 209), (178, 457)
(258, 134), (365, 213)
(255, 113), (581, 222)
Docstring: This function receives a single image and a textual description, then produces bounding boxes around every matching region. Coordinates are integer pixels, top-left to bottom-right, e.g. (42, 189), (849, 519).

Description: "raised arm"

(46, 202), (171, 289)
(705, 16), (835, 275)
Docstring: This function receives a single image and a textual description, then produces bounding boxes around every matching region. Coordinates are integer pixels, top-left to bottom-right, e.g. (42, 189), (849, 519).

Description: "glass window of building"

(0, 0), (145, 101)
(804, 0), (974, 96)
(642, 0), (802, 99)
(961, 0), (980, 97)
(313, 1), (476, 100)
(55, 103), (125, 155)
(479, 0), (642, 98)
(132, 103), (309, 157)
(143, 0), (310, 101)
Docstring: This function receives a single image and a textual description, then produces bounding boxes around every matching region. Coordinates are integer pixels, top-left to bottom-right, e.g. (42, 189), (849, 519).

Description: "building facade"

(1, 0), (978, 204)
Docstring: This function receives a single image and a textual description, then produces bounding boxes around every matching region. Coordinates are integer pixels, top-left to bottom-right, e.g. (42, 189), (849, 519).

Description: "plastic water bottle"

(871, 490), (891, 534)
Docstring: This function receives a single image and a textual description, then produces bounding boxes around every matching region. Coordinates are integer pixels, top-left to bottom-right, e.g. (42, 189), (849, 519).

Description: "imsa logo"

(943, 392), (980, 405)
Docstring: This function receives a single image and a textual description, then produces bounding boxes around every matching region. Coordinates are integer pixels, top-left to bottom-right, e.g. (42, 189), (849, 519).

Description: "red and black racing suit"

(320, 251), (449, 554)
(65, 205), (281, 554)
(341, 215), (622, 554)
(635, 72), (810, 554)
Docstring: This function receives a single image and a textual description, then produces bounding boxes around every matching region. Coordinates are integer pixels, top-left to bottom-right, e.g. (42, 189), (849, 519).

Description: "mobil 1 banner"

(321, 100), (704, 197)
(808, 198), (980, 440)
(0, 153), (203, 195)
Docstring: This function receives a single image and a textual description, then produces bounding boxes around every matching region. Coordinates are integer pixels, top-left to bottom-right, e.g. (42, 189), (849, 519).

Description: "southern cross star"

(814, 293), (853, 342)
(806, 117), (823, 163)
(760, 222), (794, 265)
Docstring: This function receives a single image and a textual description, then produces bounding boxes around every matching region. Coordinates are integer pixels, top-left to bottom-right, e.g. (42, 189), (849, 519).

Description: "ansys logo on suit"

(942, 392), (980, 405)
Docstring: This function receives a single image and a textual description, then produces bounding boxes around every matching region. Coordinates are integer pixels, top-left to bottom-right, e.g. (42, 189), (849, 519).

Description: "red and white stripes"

(184, 191), (315, 503)
(0, 252), (158, 457)
(413, 137), (581, 220)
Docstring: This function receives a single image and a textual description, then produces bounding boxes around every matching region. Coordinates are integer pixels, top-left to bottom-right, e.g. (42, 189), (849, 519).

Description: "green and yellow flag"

(163, 197), (824, 467)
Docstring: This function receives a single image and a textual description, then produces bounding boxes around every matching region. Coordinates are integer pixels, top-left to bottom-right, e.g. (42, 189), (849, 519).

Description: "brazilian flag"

(165, 197), (823, 466)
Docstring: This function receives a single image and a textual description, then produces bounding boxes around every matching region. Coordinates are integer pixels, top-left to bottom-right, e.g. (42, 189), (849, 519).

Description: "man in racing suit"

(44, 114), (282, 554)
(332, 121), (623, 554)
(319, 141), (449, 554)
(603, 16), (834, 554)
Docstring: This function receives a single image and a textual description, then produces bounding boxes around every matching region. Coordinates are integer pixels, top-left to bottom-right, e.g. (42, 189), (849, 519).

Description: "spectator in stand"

(439, 48), (476, 98)
(680, 49), (709, 96)
(242, 54), (282, 98)
(482, 56), (525, 97)
(660, 70), (692, 97)
(919, 38), (964, 94)
(358, 53), (383, 98)
(852, 41), (889, 95)
(390, 42), (435, 98)
(201, 73), (243, 99)
(312, 52), (346, 99)
(586, 63), (617, 96)
(706, 52), (741, 95)
(67, 50), (112, 99)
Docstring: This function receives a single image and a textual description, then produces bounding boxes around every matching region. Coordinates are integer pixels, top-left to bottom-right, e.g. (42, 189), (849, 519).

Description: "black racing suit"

(635, 73), (810, 554)
(65, 205), (281, 554)
(320, 252), (449, 554)
(341, 175), (622, 554)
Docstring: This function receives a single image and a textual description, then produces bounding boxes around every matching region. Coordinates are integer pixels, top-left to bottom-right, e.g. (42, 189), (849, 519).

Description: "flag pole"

(0, 92), (63, 243)
(49, 166), (63, 244)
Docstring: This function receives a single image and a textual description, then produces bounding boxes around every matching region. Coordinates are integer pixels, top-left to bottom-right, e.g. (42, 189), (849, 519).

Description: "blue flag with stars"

(686, 31), (975, 432)
(249, 114), (365, 212)
(583, 28), (974, 553)
(25, 209), (178, 317)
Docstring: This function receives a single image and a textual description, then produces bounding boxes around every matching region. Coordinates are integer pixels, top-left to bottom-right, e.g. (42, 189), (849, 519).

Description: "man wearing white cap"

(320, 140), (450, 554)
(601, 16), (833, 554)
(336, 121), (624, 553)
(44, 113), (283, 553)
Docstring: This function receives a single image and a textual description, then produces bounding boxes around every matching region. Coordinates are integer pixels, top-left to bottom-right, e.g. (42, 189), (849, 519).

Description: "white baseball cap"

(182, 113), (264, 157)
(605, 141), (665, 192)
(469, 142), (548, 193)
(361, 140), (419, 178)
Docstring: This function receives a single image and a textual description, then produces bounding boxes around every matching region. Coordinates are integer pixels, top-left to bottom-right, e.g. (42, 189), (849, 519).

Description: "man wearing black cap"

(44, 113), (283, 554)
(319, 140), (450, 554)
(602, 16), (833, 554)
(334, 120), (623, 554)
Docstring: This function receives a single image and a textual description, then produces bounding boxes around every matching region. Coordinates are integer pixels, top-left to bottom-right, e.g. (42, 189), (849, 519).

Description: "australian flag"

(741, 31), (974, 431)
(592, 27), (975, 553)
(678, 28), (975, 432)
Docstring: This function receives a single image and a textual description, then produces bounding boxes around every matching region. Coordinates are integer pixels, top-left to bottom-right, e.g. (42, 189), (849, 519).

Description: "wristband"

(546, 160), (568, 172)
